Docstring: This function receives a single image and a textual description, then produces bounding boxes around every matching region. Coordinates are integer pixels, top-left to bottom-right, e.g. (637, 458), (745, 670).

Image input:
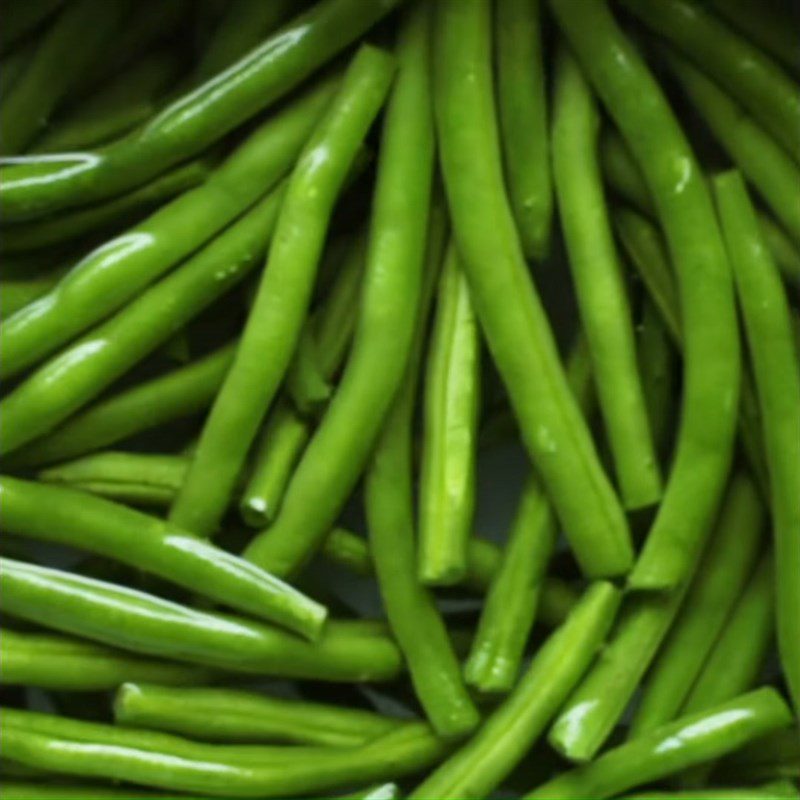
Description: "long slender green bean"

(495, 0), (552, 260)
(714, 171), (800, 714)
(0, 558), (402, 681)
(621, 0), (800, 162)
(433, 0), (632, 579)
(0, 80), (332, 380)
(0, 0), (401, 221)
(170, 47), (394, 538)
(552, 47), (661, 509)
(0, 186), (284, 457)
(0, 628), (214, 691)
(0, 475), (327, 639)
(417, 246), (481, 585)
(527, 689), (793, 799)
(550, 0), (740, 591)
(407, 582), (621, 799)
(114, 683), (405, 747)
(0, 784), (195, 800)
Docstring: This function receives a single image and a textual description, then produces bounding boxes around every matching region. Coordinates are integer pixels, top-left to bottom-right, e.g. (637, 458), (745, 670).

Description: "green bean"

(170, 47), (394, 538)
(9, 342), (235, 468)
(464, 334), (593, 693)
(495, 0), (552, 260)
(32, 49), (183, 153)
(417, 246), (481, 585)
(553, 48), (661, 509)
(407, 582), (621, 799)
(714, 170), (800, 713)
(434, 0), (632, 579)
(665, 51), (800, 248)
(0, 81), (332, 380)
(682, 553), (775, 716)
(0, 0), (401, 222)
(631, 472), (764, 734)
(758, 214), (800, 286)
(0, 186), (283, 457)
(550, 0), (741, 591)
(623, 783), (800, 800)
(621, 0), (800, 162)
(0, 0), (129, 154)
(0, 558), (402, 681)
(0, 784), (197, 800)
(548, 471), (761, 761)
(599, 127), (656, 215)
(526, 688), (793, 799)
(0, 265), (68, 318)
(0, 475), (327, 639)
(0, 628), (214, 691)
(114, 682), (404, 747)
(0, 36), (37, 97)
(715, 730), (800, 784)
(243, 26), (435, 577)
(0, 0), (63, 56)
(345, 785), (401, 800)
(1, 714), (447, 798)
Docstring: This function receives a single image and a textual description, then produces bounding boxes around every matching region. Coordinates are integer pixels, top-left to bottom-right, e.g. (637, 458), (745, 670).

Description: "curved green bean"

(0, 628), (214, 691)
(552, 47), (661, 509)
(408, 582), (621, 799)
(0, 80), (332, 379)
(550, 0), (740, 591)
(0, 0), (400, 221)
(0, 557), (402, 681)
(495, 0), (552, 260)
(433, 0), (632, 579)
(714, 171), (800, 713)
(170, 46), (394, 537)
(0, 475), (327, 639)
(526, 688), (793, 799)
(621, 0), (800, 161)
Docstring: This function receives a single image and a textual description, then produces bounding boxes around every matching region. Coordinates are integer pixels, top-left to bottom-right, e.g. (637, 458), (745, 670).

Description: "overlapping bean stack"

(1, 0), (798, 797)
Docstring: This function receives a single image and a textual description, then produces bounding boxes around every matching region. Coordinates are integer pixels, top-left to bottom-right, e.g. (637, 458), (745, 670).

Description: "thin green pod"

(714, 171), (800, 713)
(0, 475), (327, 639)
(434, 0), (633, 579)
(0, 558), (402, 681)
(550, 0), (741, 591)
(0, 80), (333, 379)
(758, 214), (800, 286)
(170, 46), (395, 537)
(0, 784), (197, 800)
(0, 628), (214, 691)
(495, 0), (552, 260)
(552, 47), (661, 509)
(113, 682), (404, 747)
(418, 246), (481, 585)
(526, 688), (793, 799)
(0, 186), (284, 456)
(407, 582), (621, 800)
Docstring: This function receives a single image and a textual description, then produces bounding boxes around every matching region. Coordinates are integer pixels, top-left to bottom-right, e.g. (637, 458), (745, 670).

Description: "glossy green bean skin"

(631, 472), (764, 734)
(526, 689), (793, 799)
(0, 0), (63, 56)
(0, 0), (400, 221)
(0, 475), (326, 639)
(170, 47), (394, 537)
(0, 0), (129, 154)
(0, 83), (331, 381)
(0, 158), (209, 255)
(464, 335), (592, 693)
(666, 52), (800, 247)
(714, 171), (800, 713)
(243, 28), (435, 577)
(10, 342), (235, 468)
(621, 0), (800, 162)
(550, 0), (740, 591)
(682, 553), (775, 716)
(407, 582), (620, 799)
(434, 0), (632, 579)
(552, 48), (661, 509)
(417, 246), (481, 585)
(495, 0), (552, 260)
(548, 471), (762, 761)
(0, 628), (214, 691)
(0, 558), (402, 681)
(0, 187), (283, 456)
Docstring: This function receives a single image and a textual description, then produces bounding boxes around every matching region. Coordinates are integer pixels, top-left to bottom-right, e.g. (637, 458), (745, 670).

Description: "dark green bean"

(0, 36), (37, 97)
(758, 214), (800, 286)
(0, 0), (63, 56)
(714, 730), (800, 784)
(623, 783), (800, 800)
(0, 265), (69, 318)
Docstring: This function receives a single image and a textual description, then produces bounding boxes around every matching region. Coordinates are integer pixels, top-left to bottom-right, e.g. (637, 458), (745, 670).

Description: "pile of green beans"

(1, 0), (798, 796)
